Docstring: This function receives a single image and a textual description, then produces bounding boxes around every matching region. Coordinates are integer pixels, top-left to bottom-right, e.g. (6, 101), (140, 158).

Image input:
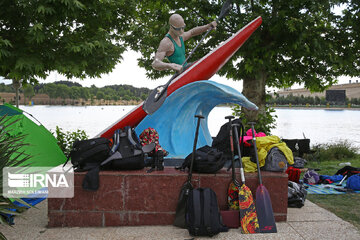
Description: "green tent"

(0, 103), (66, 167)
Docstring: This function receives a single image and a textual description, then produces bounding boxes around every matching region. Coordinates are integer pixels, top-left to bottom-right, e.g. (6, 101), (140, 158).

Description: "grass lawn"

(303, 155), (360, 231)
(307, 194), (360, 231)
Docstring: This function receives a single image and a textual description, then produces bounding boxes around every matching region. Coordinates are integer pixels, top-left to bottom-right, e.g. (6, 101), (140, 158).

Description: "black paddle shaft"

(232, 123), (246, 185)
(225, 115), (237, 182)
(249, 122), (263, 185)
(187, 114), (204, 183)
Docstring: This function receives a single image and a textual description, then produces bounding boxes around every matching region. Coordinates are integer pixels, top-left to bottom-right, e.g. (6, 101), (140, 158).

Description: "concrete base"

(48, 167), (287, 227)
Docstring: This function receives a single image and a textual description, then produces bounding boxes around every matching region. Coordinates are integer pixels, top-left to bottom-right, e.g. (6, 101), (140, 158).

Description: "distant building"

(326, 90), (346, 104)
(276, 82), (360, 99)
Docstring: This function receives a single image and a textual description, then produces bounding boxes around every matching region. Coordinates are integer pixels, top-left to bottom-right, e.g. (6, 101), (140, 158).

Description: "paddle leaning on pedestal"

(173, 115), (228, 237)
(226, 116), (260, 234)
(249, 122), (277, 233)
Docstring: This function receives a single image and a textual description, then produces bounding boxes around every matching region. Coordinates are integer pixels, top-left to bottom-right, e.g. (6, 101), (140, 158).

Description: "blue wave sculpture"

(135, 80), (258, 158)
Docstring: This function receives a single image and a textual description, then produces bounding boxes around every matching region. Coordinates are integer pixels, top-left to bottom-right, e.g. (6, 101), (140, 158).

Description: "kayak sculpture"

(98, 16), (262, 142)
(135, 80), (257, 158)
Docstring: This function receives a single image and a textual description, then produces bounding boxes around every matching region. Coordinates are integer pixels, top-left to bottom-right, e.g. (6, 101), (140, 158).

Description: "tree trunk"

(12, 79), (22, 108)
(242, 72), (267, 122)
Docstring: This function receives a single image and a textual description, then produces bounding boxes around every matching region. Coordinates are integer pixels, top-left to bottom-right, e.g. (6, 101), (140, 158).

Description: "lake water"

(20, 105), (360, 150)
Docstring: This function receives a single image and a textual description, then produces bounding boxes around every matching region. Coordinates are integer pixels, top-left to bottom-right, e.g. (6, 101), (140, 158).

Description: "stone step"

(48, 167), (287, 227)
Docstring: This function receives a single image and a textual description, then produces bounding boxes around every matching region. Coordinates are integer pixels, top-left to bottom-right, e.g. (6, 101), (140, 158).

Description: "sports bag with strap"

(63, 137), (111, 191)
(66, 137), (111, 171)
(179, 145), (225, 174)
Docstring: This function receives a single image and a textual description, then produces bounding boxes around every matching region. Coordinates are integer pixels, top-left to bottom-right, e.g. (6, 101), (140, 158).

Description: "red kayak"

(98, 16), (262, 139)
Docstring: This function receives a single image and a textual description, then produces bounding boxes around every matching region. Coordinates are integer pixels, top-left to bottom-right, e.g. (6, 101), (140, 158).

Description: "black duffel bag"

(67, 137), (111, 171)
(179, 145), (225, 174)
(288, 181), (308, 208)
(63, 137), (111, 191)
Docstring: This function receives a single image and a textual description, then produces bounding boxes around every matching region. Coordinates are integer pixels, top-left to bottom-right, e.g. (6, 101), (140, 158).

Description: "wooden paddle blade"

(255, 184), (277, 233)
(239, 184), (259, 234)
(227, 182), (239, 210)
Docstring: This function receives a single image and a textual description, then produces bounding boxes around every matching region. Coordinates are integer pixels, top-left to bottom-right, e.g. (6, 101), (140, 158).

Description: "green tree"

(123, 95), (131, 101)
(56, 84), (71, 100)
(79, 87), (90, 100)
(123, 0), (359, 122)
(0, 83), (14, 93)
(23, 84), (35, 104)
(43, 83), (57, 104)
(96, 91), (105, 101)
(306, 96), (314, 105)
(320, 96), (327, 105)
(70, 86), (81, 104)
(0, 0), (136, 107)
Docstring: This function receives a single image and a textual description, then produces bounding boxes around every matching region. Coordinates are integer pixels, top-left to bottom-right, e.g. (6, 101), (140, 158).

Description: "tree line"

(0, 81), (151, 102)
(268, 94), (360, 106)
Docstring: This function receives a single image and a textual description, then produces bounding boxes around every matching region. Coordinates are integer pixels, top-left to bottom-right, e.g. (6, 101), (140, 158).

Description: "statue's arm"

(152, 38), (183, 72)
(182, 21), (217, 41)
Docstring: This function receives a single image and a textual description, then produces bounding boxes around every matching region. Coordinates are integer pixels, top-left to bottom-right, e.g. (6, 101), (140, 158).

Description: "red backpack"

(286, 167), (301, 183)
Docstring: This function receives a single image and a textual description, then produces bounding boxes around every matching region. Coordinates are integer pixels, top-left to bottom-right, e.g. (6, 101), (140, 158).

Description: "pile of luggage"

(65, 114), (304, 237)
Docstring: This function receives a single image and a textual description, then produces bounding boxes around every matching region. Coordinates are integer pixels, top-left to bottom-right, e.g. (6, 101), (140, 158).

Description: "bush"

(232, 104), (277, 135)
(52, 126), (88, 156)
(309, 141), (359, 162)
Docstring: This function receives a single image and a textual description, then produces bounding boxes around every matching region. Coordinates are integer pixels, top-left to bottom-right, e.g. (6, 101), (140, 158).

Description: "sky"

(0, 49), (245, 91)
(48, 50), (246, 90)
(0, 49), (354, 93)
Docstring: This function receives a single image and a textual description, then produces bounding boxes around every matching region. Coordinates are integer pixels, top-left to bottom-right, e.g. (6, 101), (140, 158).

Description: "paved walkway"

(1, 199), (359, 240)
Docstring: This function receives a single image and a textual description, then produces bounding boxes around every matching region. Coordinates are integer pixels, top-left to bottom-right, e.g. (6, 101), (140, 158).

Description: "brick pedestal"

(48, 168), (287, 227)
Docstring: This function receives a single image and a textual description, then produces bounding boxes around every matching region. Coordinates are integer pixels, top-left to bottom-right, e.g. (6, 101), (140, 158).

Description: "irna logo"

(7, 172), (69, 188)
(3, 166), (74, 198)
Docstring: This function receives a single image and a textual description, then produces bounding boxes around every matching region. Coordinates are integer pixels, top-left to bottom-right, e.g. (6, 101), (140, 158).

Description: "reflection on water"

(272, 108), (360, 149)
(20, 105), (360, 149)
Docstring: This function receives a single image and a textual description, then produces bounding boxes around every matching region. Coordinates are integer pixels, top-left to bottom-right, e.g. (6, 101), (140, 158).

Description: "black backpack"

(288, 181), (307, 208)
(212, 118), (244, 157)
(67, 127), (147, 191)
(179, 145), (225, 173)
(67, 137), (111, 171)
(186, 188), (228, 237)
(101, 126), (145, 170)
(63, 137), (111, 191)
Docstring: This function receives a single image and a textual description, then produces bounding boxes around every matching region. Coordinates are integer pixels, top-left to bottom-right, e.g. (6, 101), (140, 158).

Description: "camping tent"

(0, 103), (67, 224)
(0, 103), (66, 167)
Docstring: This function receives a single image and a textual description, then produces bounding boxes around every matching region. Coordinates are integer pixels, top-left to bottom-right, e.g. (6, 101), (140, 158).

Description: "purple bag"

(303, 170), (320, 185)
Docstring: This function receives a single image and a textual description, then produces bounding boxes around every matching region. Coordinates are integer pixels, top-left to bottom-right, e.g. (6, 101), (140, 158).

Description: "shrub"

(309, 141), (359, 162)
(232, 104), (277, 135)
(52, 126), (88, 156)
